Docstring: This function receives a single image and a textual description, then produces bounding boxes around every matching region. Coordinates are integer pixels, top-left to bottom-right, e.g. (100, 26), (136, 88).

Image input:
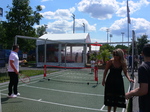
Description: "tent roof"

(37, 33), (91, 44)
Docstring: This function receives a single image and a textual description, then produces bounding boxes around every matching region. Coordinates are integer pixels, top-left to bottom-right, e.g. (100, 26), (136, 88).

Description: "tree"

(4, 0), (43, 51)
(0, 21), (7, 48)
(36, 25), (47, 37)
(97, 49), (111, 65)
(137, 35), (149, 54)
(115, 45), (128, 50)
(100, 44), (115, 53)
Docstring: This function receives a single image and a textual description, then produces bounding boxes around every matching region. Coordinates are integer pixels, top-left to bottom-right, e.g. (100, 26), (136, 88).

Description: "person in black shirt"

(125, 44), (150, 112)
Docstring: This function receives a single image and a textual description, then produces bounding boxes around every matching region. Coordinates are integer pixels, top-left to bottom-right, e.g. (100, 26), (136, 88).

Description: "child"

(91, 58), (95, 73)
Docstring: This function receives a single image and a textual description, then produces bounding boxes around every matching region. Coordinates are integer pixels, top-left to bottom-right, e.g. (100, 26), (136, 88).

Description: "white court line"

(0, 72), (67, 90)
(0, 72), (77, 92)
(24, 85), (104, 97)
(100, 105), (105, 110)
(1, 93), (107, 112)
(0, 75), (42, 89)
(122, 108), (125, 112)
(0, 91), (2, 112)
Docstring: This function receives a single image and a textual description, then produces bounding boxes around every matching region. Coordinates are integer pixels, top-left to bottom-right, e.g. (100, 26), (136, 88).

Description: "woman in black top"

(102, 49), (134, 112)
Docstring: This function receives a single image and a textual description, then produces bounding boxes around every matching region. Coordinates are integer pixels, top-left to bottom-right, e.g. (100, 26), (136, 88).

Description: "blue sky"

(0, 0), (150, 44)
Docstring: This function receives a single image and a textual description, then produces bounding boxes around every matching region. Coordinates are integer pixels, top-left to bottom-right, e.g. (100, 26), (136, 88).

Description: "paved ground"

(0, 67), (131, 112)
(132, 72), (139, 112)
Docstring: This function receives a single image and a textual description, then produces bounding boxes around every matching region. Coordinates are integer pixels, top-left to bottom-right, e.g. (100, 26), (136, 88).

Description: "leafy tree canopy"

(137, 34), (149, 54)
(36, 25), (47, 37)
(100, 44), (115, 53)
(2, 0), (43, 51)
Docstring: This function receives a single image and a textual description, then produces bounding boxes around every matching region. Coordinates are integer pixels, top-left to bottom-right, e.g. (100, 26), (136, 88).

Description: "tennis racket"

(19, 74), (30, 83)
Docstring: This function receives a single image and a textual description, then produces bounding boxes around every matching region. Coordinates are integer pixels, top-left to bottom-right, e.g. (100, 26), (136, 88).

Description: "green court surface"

(0, 68), (130, 112)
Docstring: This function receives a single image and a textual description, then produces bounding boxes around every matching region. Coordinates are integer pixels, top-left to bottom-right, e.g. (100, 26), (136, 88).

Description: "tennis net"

(43, 65), (99, 84)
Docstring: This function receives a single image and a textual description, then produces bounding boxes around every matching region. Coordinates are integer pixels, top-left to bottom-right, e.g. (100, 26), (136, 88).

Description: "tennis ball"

(24, 60), (27, 63)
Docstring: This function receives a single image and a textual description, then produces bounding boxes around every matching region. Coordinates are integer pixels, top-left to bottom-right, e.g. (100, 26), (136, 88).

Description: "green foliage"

(0, 73), (9, 83)
(137, 34), (149, 54)
(100, 44), (115, 52)
(89, 52), (98, 64)
(0, 22), (7, 48)
(0, 69), (56, 83)
(2, 0), (43, 51)
(115, 45), (128, 50)
(97, 49), (111, 64)
(36, 25), (47, 37)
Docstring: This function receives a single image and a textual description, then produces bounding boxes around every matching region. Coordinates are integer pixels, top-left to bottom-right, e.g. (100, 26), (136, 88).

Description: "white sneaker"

(8, 94), (17, 98)
(17, 93), (20, 96)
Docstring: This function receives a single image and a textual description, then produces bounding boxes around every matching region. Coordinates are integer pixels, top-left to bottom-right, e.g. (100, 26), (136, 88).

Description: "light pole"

(121, 32), (124, 46)
(106, 29), (109, 43)
(72, 14), (75, 33)
(44, 24), (48, 34)
(83, 23), (85, 33)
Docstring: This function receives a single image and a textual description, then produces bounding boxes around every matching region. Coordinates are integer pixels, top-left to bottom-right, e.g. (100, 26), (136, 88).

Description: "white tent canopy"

(37, 33), (91, 45)
(36, 33), (91, 67)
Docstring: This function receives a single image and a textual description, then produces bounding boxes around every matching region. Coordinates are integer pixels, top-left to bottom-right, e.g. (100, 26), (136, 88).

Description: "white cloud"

(41, 7), (75, 20)
(116, 0), (150, 17)
(40, 19), (96, 34)
(40, 5), (46, 10)
(74, 19), (96, 32)
(91, 38), (106, 43)
(41, 0), (52, 2)
(46, 20), (72, 34)
(77, 0), (150, 20)
(131, 18), (150, 37)
(101, 18), (150, 38)
(77, 0), (119, 20)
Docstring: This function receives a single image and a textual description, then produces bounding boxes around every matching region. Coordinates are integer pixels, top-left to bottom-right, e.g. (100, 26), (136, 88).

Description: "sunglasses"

(113, 54), (119, 56)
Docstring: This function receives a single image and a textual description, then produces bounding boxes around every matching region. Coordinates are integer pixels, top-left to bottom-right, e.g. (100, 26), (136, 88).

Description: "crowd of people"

(127, 54), (143, 72)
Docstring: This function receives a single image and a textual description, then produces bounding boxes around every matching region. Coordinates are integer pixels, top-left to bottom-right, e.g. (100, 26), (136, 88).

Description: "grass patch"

(0, 70), (57, 83)
(20, 70), (44, 77)
(0, 73), (9, 83)
(20, 70), (57, 77)
(127, 98), (132, 112)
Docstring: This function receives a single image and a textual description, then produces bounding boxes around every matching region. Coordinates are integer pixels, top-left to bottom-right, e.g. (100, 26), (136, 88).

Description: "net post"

(44, 65), (47, 77)
(94, 66), (98, 82)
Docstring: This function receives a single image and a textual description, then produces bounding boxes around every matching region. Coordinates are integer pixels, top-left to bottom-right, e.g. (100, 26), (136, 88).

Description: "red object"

(94, 66), (98, 81)
(90, 42), (102, 46)
(44, 65), (47, 77)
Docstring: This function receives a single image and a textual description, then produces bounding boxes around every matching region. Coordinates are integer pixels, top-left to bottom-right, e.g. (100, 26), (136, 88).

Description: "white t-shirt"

(91, 60), (95, 68)
(8, 51), (19, 72)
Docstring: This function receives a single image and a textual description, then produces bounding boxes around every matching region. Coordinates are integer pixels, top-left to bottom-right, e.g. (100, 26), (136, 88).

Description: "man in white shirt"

(8, 45), (24, 98)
